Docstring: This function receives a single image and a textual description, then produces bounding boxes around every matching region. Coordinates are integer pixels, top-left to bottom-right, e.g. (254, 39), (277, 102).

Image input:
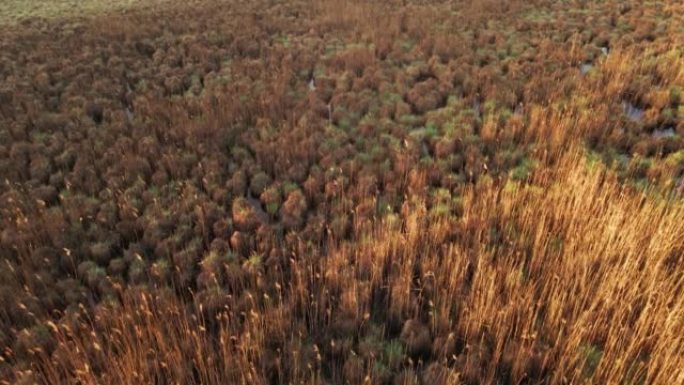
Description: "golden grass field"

(0, 0), (683, 384)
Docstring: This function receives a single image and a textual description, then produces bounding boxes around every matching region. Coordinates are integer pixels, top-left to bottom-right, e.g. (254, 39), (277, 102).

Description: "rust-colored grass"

(23, 147), (684, 385)
(1, 0), (683, 384)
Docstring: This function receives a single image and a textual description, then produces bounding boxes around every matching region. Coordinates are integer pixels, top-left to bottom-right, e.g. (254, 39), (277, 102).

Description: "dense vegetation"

(1, 0), (683, 384)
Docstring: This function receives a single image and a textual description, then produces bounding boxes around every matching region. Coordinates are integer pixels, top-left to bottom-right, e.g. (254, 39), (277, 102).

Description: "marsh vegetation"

(0, 0), (683, 384)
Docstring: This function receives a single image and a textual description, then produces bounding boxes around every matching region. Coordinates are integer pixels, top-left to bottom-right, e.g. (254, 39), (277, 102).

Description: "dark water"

(652, 127), (676, 139)
(580, 63), (592, 75)
(421, 141), (430, 157)
(514, 102), (523, 116)
(125, 107), (135, 122)
(246, 194), (270, 223)
(622, 101), (644, 122)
